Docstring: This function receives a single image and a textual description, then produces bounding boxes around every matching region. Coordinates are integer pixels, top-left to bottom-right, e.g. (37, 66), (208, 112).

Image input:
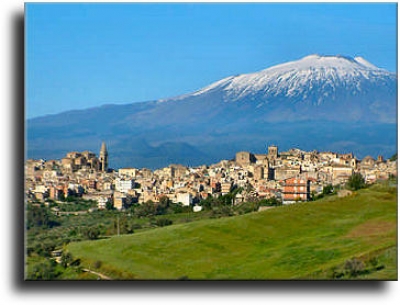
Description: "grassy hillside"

(67, 183), (397, 280)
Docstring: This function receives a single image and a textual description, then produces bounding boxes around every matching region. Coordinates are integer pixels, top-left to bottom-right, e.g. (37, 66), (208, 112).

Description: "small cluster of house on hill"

(25, 143), (397, 208)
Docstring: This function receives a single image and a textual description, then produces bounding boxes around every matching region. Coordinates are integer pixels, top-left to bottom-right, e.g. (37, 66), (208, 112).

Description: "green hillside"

(67, 183), (397, 280)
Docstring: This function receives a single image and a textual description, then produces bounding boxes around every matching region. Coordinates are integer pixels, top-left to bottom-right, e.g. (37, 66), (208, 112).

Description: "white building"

(114, 178), (135, 193)
(176, 192), (193, 206)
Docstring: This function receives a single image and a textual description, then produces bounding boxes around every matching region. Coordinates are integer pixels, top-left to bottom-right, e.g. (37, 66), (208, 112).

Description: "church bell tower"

(99, 142), (108, 172)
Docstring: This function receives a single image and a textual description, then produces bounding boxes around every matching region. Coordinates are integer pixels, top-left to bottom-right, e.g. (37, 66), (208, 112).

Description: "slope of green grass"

(67, 183), (397, 280)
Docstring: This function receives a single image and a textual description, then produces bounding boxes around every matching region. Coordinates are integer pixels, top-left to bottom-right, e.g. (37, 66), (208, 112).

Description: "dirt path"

(83, 268), (112, 280)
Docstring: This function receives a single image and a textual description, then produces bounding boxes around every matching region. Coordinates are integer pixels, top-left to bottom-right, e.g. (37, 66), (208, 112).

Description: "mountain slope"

(27, 55), (397, 169)
(162, 54), (396, 123)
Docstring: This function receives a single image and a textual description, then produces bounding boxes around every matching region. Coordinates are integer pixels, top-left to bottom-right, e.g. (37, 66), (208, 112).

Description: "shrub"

(29, 260), (61, 280)
(258, 197), (281, 206)
(323, 184), (334, 195)
(60, 251), (73, 268)
(135, 201), (157, 217)
(211, 206), (233, 218)
(234, 202), (259, 214)
(106, 201), (114, 211)
(344, 258), (365, 277)
(329, 266), (344, 279)
(70, 258), (81, 267)
(155, 218), (173, 227)
(84, 226), (100, 240)
(347, 173), (366, 191)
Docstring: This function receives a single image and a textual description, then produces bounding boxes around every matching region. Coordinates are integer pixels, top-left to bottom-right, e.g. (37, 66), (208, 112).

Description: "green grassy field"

(67, 183), (397, 280)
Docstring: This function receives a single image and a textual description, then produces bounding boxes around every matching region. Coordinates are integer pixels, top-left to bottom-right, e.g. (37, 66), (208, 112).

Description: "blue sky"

(25, 2), (397, 118)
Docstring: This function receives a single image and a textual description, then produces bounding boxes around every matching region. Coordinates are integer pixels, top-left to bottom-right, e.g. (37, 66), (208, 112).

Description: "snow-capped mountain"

(164, 54), (396, 123)
(175, 54), (394, 100)
(27, 55), (397, 169)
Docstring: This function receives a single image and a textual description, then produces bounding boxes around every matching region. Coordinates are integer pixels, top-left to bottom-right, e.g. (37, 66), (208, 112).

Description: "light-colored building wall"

(236, 151), (255, 166)
(113, 191), (126, 210)
(332, 166), (353, 180)
(221, 182), (232, 195)
(119, 168), (138, 178)
(275, 167), (301, 181)
(176, 192), (193, 206)
(114, 178), (135, 193)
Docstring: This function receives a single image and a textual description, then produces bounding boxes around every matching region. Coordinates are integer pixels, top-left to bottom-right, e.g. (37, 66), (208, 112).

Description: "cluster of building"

(25, 142), (397, 210)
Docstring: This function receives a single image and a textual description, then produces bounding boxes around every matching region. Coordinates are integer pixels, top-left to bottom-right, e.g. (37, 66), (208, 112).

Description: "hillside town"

(25, 142), (398, 209)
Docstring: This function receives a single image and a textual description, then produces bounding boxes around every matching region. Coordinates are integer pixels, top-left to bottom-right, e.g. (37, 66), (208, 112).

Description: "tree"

(347, 173), (366, 191)
(60, 251), (73, 268)
(159, 196), (171, 209)
(211, 205), (233, 217)
(29, 260), (60, 280)
(155, 218), (173, 227)
(26, 204), (60, 229)
(322, 184), (334, 195)
(199, 196), (213, 210)
(220, 193), (234, 206)
(135, 200), (156, 217)
(114, 215), (135, 235)
(84, 226), (100, 240)
(389, 153), (397, 161)
(105, 201), (114, 211)
(156, 195), (171, 215)
(169, 202), (184, 214)
(258, 197), (281, 206)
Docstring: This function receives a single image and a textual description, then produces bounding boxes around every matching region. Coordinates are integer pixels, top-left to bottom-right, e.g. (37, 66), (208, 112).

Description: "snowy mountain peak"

(264, 54), (384, 73)
(170, 54), (395, 104)
(160, 55), (396, 127)
(354, 56), (380, 70)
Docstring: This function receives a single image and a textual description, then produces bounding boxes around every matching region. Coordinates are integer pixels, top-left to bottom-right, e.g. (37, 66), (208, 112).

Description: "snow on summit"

(177, 54), (395, 102)
(224, 55), (392, 99)
(159, 54), (396, 125)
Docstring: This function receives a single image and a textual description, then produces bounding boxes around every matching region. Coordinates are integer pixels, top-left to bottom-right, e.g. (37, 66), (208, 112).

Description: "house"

(281, 177), (310, 204)
(97, 196), (110, 210)
(221, 181), (233, 195)
(48, 185), (64, 200)
(274, 166), (301, 181)
(114, 178), (135, 193)
(235, 151), (256, 166)
(176, 192), (193, 206)
(331, 165), (353, 185)
(113, 191), (126, 210)
(360, 156), (376, 169)
(118, 167), (138, 179)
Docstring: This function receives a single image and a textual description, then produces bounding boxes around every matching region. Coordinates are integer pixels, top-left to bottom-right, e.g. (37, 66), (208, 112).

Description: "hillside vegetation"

(67, 183), (397, 280)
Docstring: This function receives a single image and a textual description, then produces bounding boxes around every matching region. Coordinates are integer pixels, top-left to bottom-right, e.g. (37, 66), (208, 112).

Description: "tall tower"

(268, 145), (278, 160)
(99, 142), (108, 172)
(267, 144), (278, 170)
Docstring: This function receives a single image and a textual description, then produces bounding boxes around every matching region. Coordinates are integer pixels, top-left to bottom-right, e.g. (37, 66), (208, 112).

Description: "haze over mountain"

(27, 55), (397, 169)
